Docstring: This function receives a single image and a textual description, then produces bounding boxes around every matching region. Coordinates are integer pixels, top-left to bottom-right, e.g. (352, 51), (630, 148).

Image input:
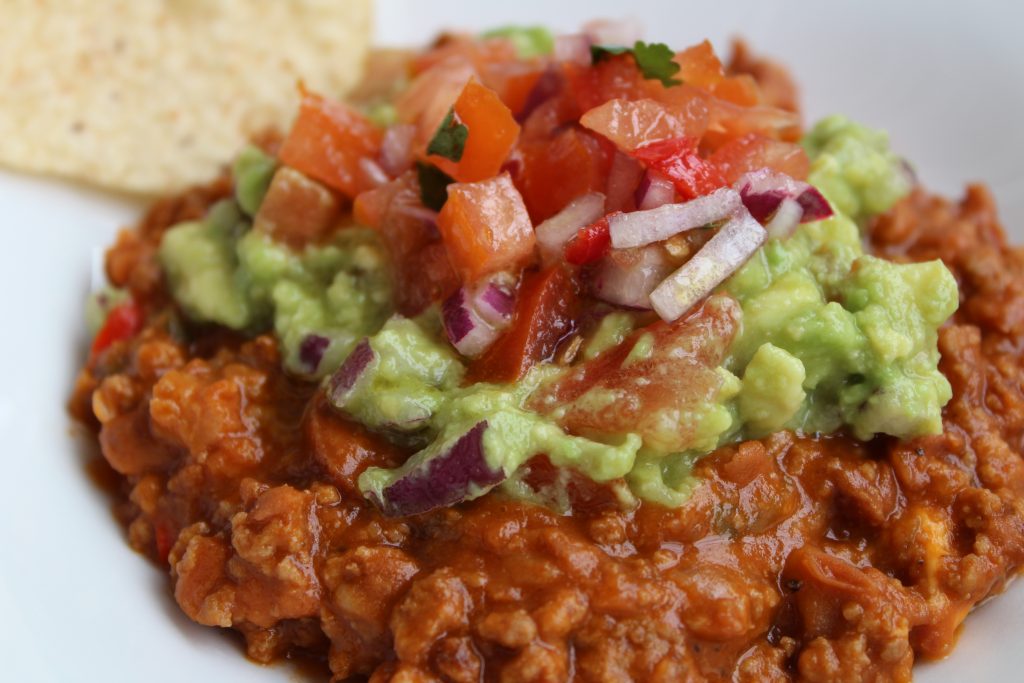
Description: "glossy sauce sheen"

(71, 178), (1024, 683)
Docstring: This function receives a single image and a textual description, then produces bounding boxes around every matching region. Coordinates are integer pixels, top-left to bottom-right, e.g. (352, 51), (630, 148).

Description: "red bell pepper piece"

(91, 300), (143, 359)
(630, 136), (726, 201)
(563, 213), (621, 266)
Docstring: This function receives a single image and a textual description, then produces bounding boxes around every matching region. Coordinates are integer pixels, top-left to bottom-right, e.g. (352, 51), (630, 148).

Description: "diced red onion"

(516, 67), (562, 122)
(606, 152), (645, 212)
(472, 276), (516, 328)
(635, 170), (676, 211)
(609, 187), (742, 249)
(795, 187), (832, 222)
(649, 207), (766, 322)
(298, 334), (330, 374)
(764, 196), (803, 239)
(553, 33), (592, 65)
(734, 168), (833, 226)
(442, 288), (502, 358)
(583, 18), (644, 47)
(327, 338), (376, 406)
(370, 421), (504, 516)
(591, 245), (674, 310)
(379, 123), (416, 177)
(358, 157), (390, 189)
(535, 192), (606, 264)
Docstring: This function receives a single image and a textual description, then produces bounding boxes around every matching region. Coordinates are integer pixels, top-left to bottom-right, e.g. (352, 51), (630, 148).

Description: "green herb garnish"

(591, 40), (683, 88)
(426, 108), (469, 162)
(417, 162), (455, 211)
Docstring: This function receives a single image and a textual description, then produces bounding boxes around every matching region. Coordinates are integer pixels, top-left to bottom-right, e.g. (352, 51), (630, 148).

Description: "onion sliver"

(442, 288), (501, 358)
(764, 196), (803, 239)
(327, 338), (376, 407)
(649, 208), (766, 322)
(635, 170), (675, 211)
(368, 421), (504, 516)
(735, 168), (833, 225)
(536, 192), (606, 263)
(609, 187), (741, 249)
(591, 246), (674, 310)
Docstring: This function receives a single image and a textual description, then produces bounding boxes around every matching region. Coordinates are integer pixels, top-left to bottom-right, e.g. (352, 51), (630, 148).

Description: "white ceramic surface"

(0, 1), (1021, 681)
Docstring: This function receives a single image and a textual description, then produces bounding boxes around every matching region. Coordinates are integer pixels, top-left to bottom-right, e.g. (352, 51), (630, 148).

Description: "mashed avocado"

(159, 197), (391, 377)
(347, 318), (642, 503)
(722, 117), (957, 442)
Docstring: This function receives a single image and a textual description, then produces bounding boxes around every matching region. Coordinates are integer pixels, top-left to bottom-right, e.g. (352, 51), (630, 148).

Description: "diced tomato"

(429, 79), (521, 183)
(704, 99), (802, 149)
(630, 136), (727, 200)
(467, 266), (581, 383)
(397, 60), (477, 151)
(564, 213), (620, 266)
(709, 133), (810, 183)
(527, 294), (740, 452)
(563, 55), (654, 112)
(91, 300), (143, 359)
(673, 40), (725, 88)
(437, 173), (536, 283)
(353, 182), (397, 229)
(710, 74), (762, 107)
(254, 167), (340, 248)
(481, 64), (544, 116)
(580, 98), (709, 153)
(278, 89), (382, 198)
(376, 172), (460, 315)
(516, 126), (613, 223)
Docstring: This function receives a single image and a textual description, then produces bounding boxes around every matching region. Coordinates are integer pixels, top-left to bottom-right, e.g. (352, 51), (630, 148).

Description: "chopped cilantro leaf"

(426, 108), (468, 162)
(417, 162), (455, 211)
(482, 26), (554, 59)
(590, 41), (683, 88)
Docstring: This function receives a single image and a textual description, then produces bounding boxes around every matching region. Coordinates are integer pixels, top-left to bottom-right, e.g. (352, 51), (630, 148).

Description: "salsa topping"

(92, 25), (959, 516)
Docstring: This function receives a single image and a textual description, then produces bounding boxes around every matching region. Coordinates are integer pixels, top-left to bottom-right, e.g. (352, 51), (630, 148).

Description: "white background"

(0, 1), (1021, 681)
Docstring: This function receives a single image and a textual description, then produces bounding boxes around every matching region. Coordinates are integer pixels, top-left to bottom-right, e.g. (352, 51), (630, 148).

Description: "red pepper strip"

(563, 212), (622, 266)
(630, 136), (727, 201)
(91, 300), (143, 359)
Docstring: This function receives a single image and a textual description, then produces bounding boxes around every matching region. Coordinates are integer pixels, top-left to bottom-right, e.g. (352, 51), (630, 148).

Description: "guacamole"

(159, 196), (392, 377)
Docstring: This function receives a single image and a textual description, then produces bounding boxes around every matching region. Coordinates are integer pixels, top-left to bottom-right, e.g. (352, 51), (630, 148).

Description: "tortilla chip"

(0, 0), (373, 193)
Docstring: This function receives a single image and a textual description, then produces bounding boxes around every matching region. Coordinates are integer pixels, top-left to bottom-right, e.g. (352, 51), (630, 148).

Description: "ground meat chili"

(69, 40), (1024, 683)
(70, 182), (1024, 683)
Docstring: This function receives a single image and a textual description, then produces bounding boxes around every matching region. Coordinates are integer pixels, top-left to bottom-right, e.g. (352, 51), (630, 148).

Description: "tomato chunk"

(279, 89), (382, 198)
(437, 173), (536, 283)
(673, 40), (725, 88)
(376, 172), (460, 315)
(631, 136), (727, 200)
(467, 266), (580, 383)
(528, 294), (740, 452)
(564, 55), (654, 112)
(709, 132), (810, 184)
(429, 79), (521, 183)
(91, 300), (143, 359)
(580, 98), (708, 153)
(516, 126), (612, 223)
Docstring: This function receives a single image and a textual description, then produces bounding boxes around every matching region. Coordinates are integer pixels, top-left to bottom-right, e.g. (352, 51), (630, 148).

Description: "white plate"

(1, 1), (1021, 681)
